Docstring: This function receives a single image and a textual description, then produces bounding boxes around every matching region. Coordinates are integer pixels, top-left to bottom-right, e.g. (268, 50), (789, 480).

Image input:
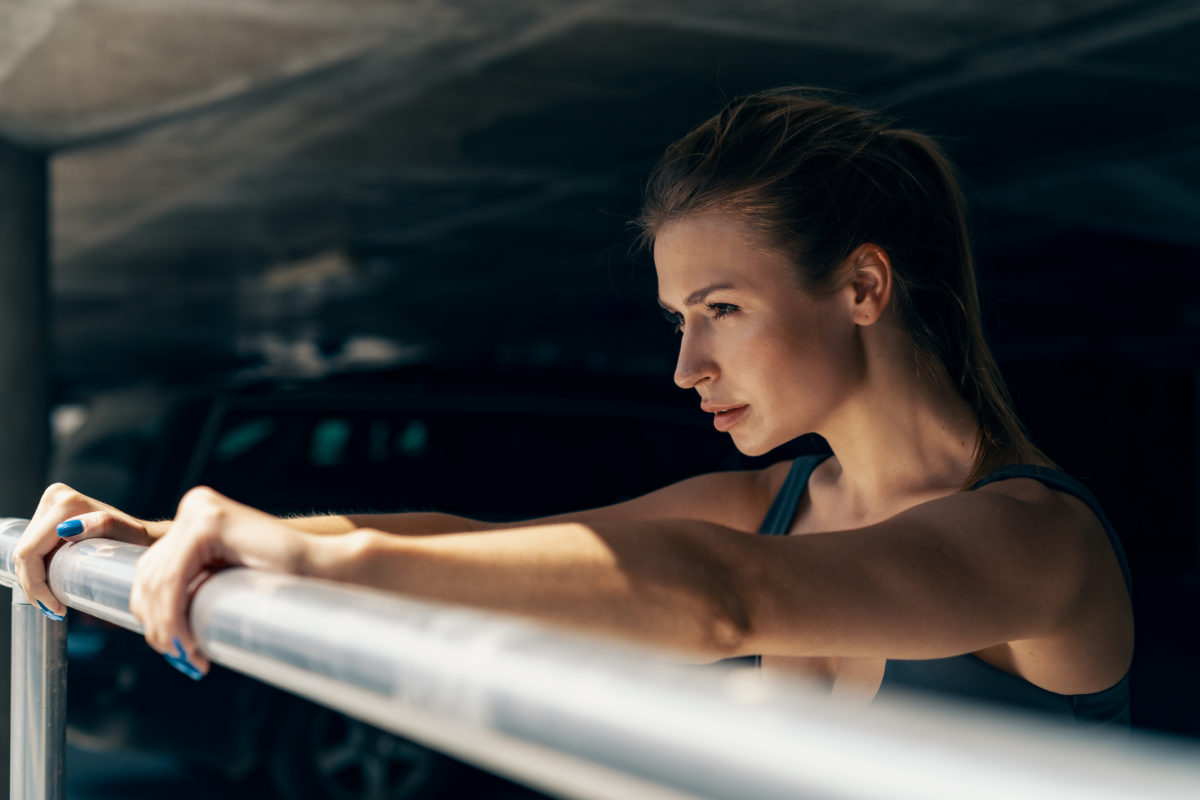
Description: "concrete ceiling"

(2, 0), (1199, 394)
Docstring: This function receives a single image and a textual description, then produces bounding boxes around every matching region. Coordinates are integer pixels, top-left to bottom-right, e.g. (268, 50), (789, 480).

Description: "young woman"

(14, 88), (1134, 724)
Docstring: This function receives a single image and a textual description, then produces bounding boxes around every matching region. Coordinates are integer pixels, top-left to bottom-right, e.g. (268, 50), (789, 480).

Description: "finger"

(58, 508), (140, 540)
(171, 570), (212, 675)
(16, 509), (121, 617)
(132, 543), (211, 678)
(54, 517), (86, 538)
(160, 561), (213, 676)
(136, 578), (206, 680)
(13, 523), (67, 617)
(15, 506), (109, 597)
(163, 637), (207, 681)
(12, 555), (66, 619)
(29, 486), (59, 524)
(35, 600), (66, 622)
(31, 483), (78, 522)
(170, 634), (210, 675)
(62, 509), (154, 547)
(132, 552), (179, 655)
(29, 486), (109, 550)
(148, 572), (210, 678)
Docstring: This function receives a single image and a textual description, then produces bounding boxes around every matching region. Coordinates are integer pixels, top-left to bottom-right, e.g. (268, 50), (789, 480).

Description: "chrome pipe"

(2, 519), (1200, 800)
(9, 581), (67, 800)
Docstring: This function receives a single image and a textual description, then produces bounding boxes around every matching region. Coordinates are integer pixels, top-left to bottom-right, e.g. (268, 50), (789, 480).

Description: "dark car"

(52, 366), (822, 800)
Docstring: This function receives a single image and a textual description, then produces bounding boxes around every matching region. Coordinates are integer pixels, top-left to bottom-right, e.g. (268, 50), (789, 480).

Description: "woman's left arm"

(132, 481), (1121, 678)
(742, 484), (1121, 661)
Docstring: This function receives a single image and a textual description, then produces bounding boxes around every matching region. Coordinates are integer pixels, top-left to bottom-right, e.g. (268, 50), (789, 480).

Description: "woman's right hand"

(12, 483), (157, 619)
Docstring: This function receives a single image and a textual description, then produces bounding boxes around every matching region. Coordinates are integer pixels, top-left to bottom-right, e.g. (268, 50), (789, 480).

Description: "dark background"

(4, 0), (1198, 752)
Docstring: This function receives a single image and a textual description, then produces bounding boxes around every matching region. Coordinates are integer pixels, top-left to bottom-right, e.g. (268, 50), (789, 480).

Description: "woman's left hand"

(130, 486), (311, 679)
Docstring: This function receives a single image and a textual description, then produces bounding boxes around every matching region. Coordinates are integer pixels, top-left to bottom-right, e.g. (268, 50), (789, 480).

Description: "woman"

(14, 88), (1134, 724)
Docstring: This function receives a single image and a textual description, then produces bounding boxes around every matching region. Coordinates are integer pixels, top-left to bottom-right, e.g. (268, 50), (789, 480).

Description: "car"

(52, 364), (825, 800)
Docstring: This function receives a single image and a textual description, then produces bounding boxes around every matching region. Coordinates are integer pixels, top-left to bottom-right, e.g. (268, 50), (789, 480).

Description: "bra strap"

(971, 465), (1132, 596)
(757, 454), (830, 536)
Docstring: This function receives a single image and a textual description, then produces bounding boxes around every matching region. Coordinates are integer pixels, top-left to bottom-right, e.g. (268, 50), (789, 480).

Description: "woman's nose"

(673, 331), (716, 389)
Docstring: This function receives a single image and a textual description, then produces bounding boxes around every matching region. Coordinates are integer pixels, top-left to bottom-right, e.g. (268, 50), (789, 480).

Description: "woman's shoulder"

(966, 462), (1130, 588)
(969, 461), (1100, 519)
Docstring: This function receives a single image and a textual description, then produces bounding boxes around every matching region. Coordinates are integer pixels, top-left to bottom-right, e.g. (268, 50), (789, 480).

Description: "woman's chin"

(731, 426), (815, 458)
(730, 434), (775, 458)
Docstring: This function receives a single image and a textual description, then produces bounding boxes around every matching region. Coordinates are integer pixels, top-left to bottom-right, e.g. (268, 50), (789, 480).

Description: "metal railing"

(3, 517), (1200, 800)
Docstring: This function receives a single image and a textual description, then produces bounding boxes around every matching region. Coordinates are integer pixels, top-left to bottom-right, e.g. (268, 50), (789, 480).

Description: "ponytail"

(881, 130), (1050, 485)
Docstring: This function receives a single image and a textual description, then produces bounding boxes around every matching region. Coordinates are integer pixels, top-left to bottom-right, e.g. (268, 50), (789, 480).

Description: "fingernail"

(164, 654), (204, 681)
(166, 638), (204, 680)
(57, 520), (83, 537)
(36, 601), (65, 622)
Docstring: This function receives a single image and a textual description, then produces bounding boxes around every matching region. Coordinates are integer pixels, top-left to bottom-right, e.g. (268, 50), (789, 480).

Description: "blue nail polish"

(166, 638), (204, 680)
(36, 601), (65, 622)
(57, 520), (83, 537)
(164, 654), (204, 681)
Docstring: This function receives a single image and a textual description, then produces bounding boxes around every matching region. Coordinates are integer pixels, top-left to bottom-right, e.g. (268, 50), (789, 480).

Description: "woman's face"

(654, 212), (862, 456)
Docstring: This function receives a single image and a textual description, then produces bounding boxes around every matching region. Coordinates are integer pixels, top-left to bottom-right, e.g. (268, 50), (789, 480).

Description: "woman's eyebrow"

(657, 282), (735, 310)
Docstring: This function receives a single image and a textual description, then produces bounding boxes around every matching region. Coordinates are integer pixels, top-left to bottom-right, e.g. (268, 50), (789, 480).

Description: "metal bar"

(9, 583), (67, 800)
(2, 518), (1200, 800)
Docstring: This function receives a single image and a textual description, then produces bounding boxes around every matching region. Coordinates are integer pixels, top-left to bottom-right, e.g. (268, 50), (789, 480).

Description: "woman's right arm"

(15, 463), (786, 617)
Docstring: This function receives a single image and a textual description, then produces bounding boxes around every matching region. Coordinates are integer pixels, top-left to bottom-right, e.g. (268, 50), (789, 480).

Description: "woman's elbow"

(695, 571), (756, 658)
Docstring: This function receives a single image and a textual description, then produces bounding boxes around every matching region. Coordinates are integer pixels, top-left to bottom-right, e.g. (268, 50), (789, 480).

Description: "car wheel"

(267, 701), (451, 800)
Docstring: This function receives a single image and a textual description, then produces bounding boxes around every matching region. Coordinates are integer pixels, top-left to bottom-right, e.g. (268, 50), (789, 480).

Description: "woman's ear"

(843, 243), (893, 326)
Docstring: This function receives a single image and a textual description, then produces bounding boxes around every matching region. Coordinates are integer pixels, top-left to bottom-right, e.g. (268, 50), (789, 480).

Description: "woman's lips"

(712, 405), (748, 432)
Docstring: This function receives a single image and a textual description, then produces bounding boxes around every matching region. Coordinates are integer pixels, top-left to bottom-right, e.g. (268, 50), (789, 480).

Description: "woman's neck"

(816, 337), (981, 523)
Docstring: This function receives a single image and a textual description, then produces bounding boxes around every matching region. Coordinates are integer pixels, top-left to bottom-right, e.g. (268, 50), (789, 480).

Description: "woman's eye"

(708, 302), (739, 319)
(661, 307), (684, 333)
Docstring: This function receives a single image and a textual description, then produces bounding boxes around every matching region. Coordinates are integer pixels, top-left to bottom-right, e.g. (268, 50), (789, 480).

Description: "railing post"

(10, 586), (66, 800)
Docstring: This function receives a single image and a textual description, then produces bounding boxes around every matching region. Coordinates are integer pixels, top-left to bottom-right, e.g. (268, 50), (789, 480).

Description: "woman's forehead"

(654, 212), (761, 254)
(654, 213), (795, 299)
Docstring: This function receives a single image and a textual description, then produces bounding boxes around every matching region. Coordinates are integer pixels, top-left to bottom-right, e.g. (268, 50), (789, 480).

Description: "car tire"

(267, 700), (451, 800)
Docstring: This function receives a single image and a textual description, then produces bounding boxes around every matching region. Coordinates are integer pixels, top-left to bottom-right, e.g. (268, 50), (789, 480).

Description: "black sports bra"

(756, 454), (1132, 726)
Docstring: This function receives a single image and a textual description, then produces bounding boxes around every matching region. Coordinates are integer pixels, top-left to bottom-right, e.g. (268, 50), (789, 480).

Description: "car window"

(310, 418), (352, 467)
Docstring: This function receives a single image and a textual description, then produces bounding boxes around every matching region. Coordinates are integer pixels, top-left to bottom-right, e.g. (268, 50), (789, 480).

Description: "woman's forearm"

(280, 511), (494, 537)
(147, 510), (492, 539)
(306, 520), (754, 660)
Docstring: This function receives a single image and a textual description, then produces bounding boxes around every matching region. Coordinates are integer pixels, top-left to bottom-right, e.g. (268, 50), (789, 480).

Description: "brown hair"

(636, 87), (1048, 487)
